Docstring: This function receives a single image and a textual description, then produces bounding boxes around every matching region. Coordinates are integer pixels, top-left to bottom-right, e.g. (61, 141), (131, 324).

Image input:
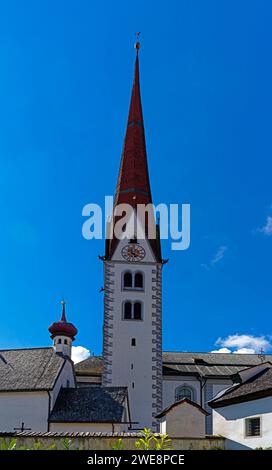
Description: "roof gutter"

(47, 391), (51, 432)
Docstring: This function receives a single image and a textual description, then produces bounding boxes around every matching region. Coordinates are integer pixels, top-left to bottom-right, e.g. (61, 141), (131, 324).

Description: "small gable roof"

(156, 398), (209, 419)
(49, 387), (128, 423)
(0, 347), (65, 392)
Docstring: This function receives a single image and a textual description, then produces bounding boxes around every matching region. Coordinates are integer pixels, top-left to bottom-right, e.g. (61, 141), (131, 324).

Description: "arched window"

(123, 272), (133, 289)
(135, 272), (143, 289)
(122, 271), (144, 290)
(64, 339), (68, 345)
(124, 301), (132, 319)
(134, 302), (142, 320)
(58, 338), (62, 344)
(175, 386), (194, 402)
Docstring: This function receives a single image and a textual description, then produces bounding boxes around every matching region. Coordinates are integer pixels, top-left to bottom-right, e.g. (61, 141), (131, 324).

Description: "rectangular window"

(245, 417), (261, 437)
(131, 338), (136, 346)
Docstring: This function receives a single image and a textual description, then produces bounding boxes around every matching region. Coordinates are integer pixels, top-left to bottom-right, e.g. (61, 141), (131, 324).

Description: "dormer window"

(193, 358), (207, 365)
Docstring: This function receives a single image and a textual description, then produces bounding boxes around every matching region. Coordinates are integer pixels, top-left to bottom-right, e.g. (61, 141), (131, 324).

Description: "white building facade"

(213, 397), (272, 450)
(210, 363), (272, 449)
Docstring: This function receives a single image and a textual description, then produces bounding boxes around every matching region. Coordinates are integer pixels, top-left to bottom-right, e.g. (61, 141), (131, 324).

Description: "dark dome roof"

(48, 301), (77, 339)
(48, 321), (77, 339)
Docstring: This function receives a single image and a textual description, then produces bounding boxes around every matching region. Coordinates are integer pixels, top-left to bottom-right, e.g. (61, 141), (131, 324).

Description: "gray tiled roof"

(75, 355), (102, 375)
(209, 367), (272, 407)
(75, 352), (272, 379)
(50, 387), (128, 423)
(162, 352), (272, 377)
(0, 347), (65, 391)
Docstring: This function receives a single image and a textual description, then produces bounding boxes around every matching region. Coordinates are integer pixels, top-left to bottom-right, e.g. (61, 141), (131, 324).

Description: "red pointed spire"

(106, 43), (161, 261)
(114, 47), (152, 209)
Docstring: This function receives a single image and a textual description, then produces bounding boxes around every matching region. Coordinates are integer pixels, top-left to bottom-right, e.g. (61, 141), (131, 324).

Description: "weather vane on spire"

(60, 298), (66, 321)
(135, 31), (141, 52)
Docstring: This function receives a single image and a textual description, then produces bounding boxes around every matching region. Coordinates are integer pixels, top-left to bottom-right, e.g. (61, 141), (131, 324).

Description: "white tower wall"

(102, 237), (162, 431)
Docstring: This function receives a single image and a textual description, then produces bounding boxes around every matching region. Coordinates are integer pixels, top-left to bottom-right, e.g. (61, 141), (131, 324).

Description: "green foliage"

(0, 438), (17, 450)
(255, 447), (272, 450)
(135, 428), (172, 451)
(153, 433), (172, 450)
(111, 438), (124, 450)
(61, 438), (72, 450)
(18, 441), (57, 450)
(0, 430), (172, 451)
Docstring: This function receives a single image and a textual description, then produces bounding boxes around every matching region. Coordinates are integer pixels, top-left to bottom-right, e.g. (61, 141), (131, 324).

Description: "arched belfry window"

(122, 271), (144, 290)
(124, 301), (132, 319)
(123, 301), (143, 321)
(175, 385), (194, 402)
(124, 272), (133, 288)
(134, 302), (142, 320)
(135, 272), (143, 289)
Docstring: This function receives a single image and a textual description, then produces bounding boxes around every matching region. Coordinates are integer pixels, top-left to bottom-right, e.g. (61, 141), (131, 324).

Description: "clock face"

(121, 244), (146, 262)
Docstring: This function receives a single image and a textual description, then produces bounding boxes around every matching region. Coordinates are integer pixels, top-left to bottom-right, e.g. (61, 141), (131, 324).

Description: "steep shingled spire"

(114, 46), (152, 209)
(106, 43), (161, 261)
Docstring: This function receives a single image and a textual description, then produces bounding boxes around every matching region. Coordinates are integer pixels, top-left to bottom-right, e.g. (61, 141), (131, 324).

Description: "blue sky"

(1, 1), (272, 360)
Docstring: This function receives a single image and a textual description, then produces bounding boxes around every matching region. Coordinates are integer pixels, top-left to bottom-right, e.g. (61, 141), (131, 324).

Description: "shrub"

(135, 428), (172, 450)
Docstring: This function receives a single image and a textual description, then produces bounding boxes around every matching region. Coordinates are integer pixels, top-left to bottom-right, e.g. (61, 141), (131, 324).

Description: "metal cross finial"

(135, 32), (141, 52)
(14, 422), (31, 432)
(258, 348), (266, 363)
(60, 298), (67, 321)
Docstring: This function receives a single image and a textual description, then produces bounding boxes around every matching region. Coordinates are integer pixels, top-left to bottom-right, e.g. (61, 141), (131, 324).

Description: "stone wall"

(0, 432), (225, 450)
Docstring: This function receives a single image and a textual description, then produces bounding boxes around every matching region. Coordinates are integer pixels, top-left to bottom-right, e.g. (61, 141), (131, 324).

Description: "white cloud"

(216, 334), (271, 351)
(202, 245), (227, 270)
(71, 346), (90, 364)
(259, 216), (272, 236)
(233, 348), (256, 354)
(210, 347), (231, 354)
(211, 334), (272, 354)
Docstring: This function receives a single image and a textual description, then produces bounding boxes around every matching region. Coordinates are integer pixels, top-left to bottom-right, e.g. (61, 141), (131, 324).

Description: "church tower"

(102, 42), (163, 431)
(49, 300), (77, 359)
